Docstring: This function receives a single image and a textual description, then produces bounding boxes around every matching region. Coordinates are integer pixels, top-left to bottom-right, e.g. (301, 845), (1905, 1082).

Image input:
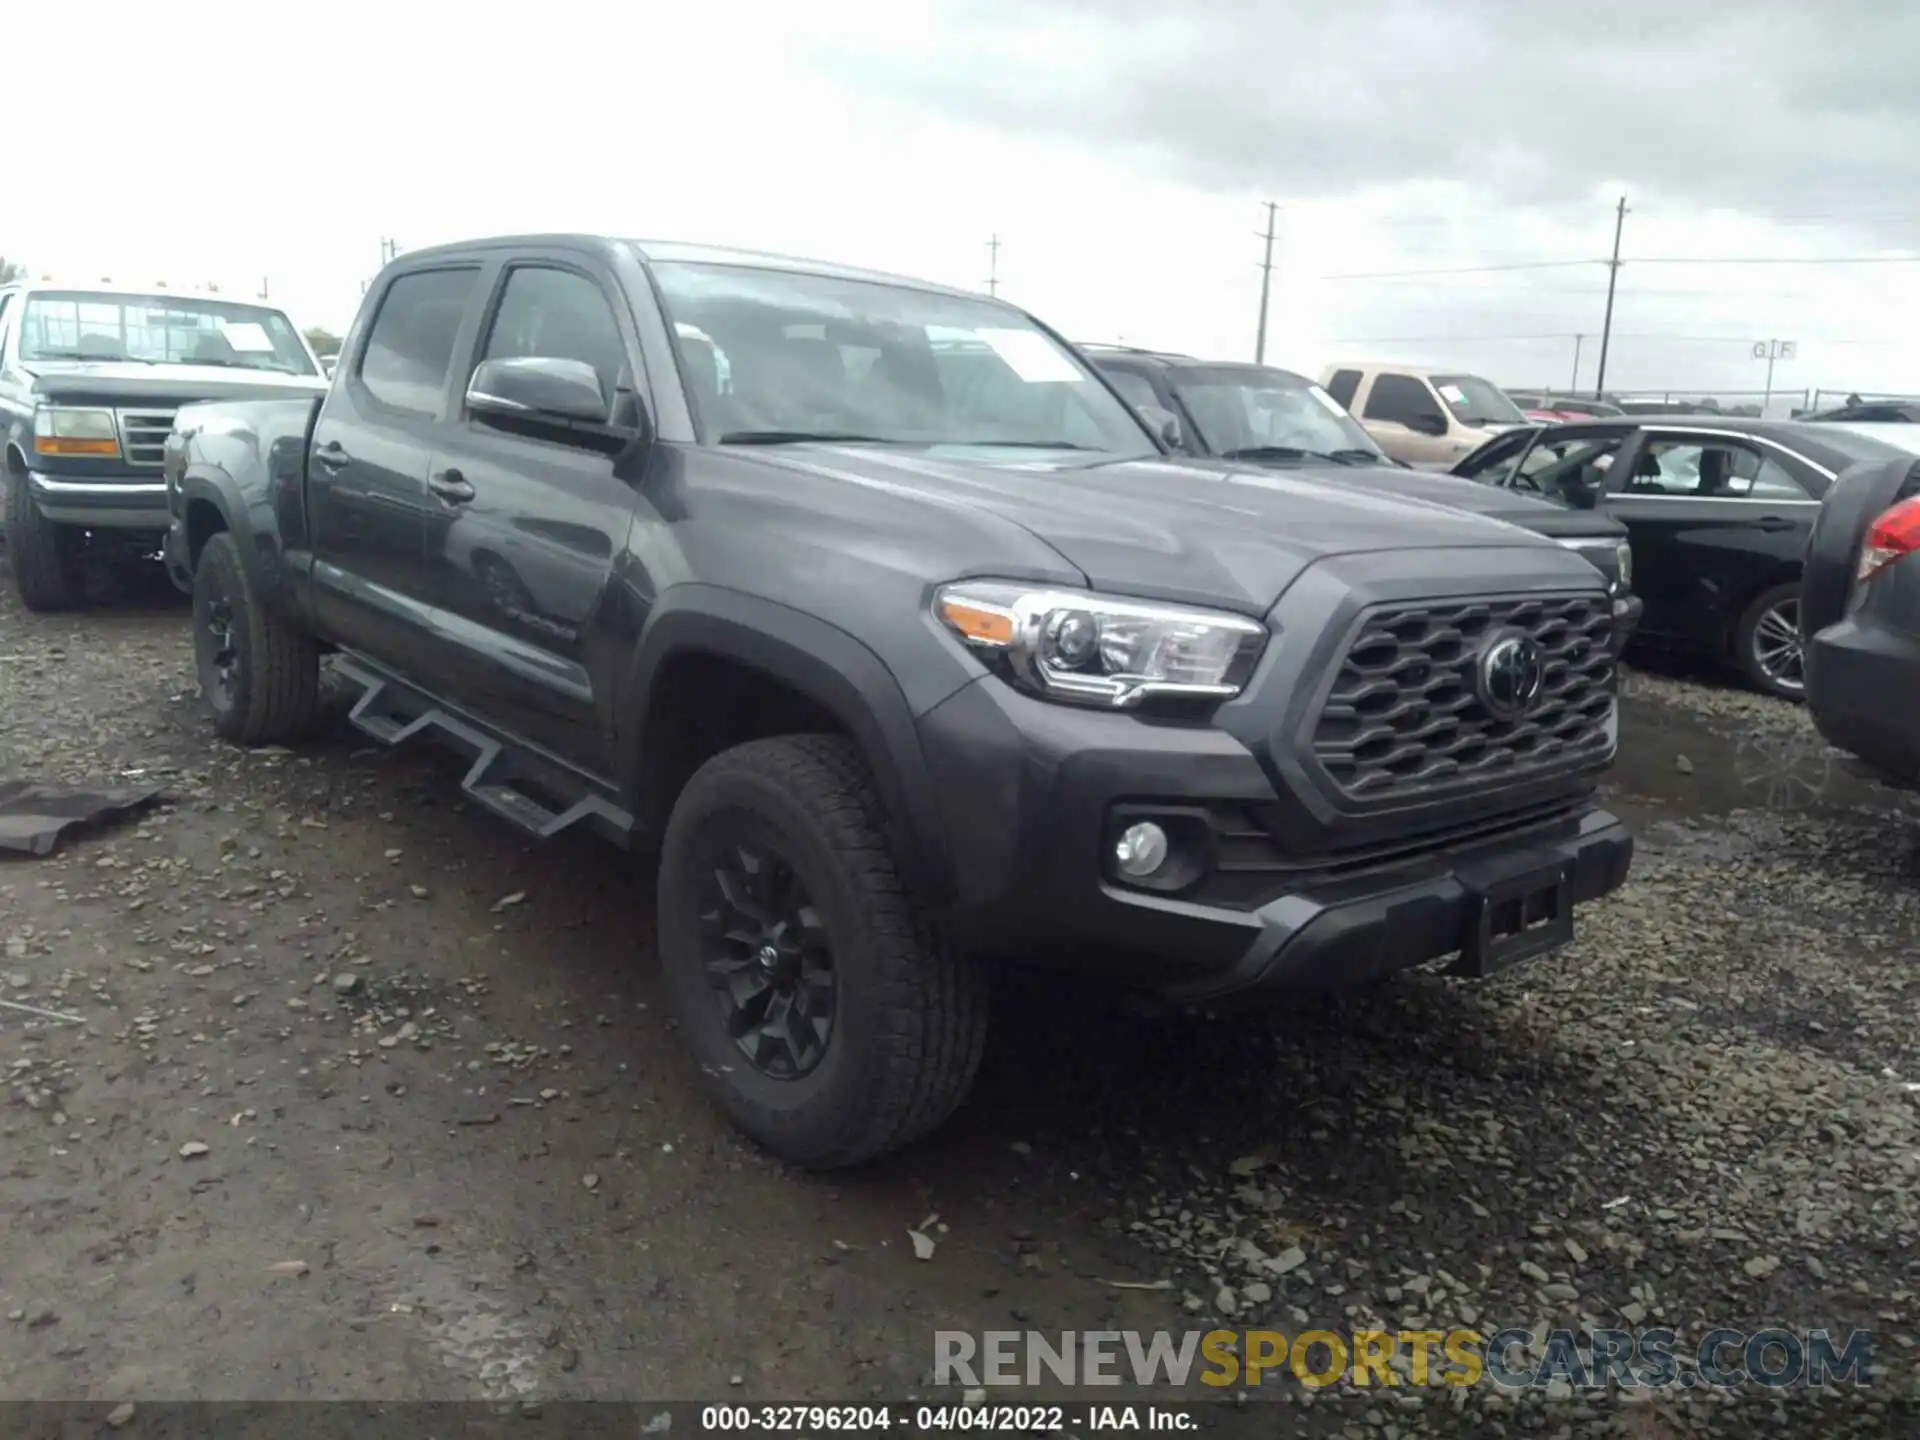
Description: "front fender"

(618, 583), (955, 904)
(166, 398), (319, 622)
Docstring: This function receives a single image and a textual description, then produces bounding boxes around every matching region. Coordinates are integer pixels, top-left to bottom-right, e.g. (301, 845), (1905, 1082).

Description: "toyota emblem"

(1477, 633), (1545, 720)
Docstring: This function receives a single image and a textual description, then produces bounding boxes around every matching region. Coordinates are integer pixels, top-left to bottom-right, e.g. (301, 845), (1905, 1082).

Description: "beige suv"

(1320, 362), (1531, 466)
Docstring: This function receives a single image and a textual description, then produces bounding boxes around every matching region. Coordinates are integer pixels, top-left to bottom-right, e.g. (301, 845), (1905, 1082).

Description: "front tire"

(1733, 581), (1805, 701)
(657, 734), (989, 1168)
(5, 465), (81, 612)
(192, 531), (322, 744)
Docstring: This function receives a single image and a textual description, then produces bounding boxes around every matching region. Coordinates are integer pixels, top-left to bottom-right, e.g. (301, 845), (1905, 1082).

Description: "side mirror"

(1408, 411), (1448, 437)
(1138, 403), (1184, 451)
(468, 356), (608, 425)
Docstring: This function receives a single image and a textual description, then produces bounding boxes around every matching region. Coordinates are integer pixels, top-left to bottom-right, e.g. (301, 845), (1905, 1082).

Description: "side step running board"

(334, 655), (634, 846)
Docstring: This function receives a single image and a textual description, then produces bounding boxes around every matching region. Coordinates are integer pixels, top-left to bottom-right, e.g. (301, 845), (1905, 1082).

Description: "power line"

(1316, 259), (1600, 281)
(1627, 254), (1920, 266)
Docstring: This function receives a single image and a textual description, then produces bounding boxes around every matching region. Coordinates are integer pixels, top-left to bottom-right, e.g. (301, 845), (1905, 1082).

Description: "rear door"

(1602, 428), (1823, 648)
(417, 250), (648, 773)
(308, 264), (482, 668)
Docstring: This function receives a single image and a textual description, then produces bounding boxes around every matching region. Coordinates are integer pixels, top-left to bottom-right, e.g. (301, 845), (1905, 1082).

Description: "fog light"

(1114, 821), (1169, 879)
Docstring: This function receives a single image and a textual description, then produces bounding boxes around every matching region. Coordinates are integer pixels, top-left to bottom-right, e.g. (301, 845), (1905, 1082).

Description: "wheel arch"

(619, 585), (955, 904)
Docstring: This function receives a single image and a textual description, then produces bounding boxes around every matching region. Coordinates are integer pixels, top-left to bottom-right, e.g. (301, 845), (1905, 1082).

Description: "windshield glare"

(18, 292), (316, 375)
(1432, 373), (1527, 425)
(1170, 368), (1383, 458)
(648, 261), (1153, 455)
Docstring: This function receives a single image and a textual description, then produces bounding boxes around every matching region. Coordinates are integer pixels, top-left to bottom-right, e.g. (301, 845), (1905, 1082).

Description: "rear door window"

(358, 267), (481, 417)
(1324, 369), (1362, 407)
(1624, 438), (1811, 499)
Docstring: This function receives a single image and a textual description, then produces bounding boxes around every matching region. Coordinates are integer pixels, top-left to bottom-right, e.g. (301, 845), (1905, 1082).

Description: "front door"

(418, 258), (646, 774)
(1358, 372), (1455, 465)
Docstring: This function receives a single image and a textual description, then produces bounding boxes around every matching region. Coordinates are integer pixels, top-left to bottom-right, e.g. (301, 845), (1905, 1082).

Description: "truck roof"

(0, 280), (284, 307)
(387, 233), (994, 305)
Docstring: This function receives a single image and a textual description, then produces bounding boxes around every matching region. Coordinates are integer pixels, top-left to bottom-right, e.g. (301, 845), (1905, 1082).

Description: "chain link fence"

(1509, 386), (1918, 420)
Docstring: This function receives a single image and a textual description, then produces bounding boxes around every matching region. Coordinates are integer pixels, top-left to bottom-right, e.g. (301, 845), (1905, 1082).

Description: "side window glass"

(1364, 373), (1444, 427)
(1518, 435), (1626, 502)
(1458, 432), (1533, 484)
(1101, 369), (1161, 411)
(1625, 440), (1806, 498)
(1325, 369), (1361, 407)
(480, 267), (627, 415)
(359, 268), (479, 416)
(1723, 449), (1811, 499)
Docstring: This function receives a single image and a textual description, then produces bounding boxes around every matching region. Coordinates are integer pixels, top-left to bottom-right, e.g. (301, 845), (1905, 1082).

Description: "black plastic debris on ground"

(0, 779), (163, 857)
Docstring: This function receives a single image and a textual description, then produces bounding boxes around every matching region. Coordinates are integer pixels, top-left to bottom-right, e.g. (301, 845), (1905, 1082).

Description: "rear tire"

(1733, 581), (1805, 701)
(5, 464), (82, 612)
(657, 734), (989, 1168)
(193, 531), (322, 744)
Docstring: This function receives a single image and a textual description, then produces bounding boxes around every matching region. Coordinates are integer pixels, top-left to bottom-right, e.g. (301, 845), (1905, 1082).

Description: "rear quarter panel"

(166, 396), (324, 620)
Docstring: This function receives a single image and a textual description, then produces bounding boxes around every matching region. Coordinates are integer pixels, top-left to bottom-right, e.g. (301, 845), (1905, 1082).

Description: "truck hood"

(18, 360), (328, 406)
(1293, 461), (1626, 541)
(756, 445), (1570, 615)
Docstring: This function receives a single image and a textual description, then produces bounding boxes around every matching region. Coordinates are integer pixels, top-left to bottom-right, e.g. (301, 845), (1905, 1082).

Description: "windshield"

(648, 260), (1153, 455)
(1431, 373), (1527, 426)
(1169, 366), (1384, 460)
(18, 291), (317, 375)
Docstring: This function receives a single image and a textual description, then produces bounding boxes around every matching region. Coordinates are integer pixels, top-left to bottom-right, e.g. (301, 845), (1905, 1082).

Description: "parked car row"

(8, 234), (1914, 1167)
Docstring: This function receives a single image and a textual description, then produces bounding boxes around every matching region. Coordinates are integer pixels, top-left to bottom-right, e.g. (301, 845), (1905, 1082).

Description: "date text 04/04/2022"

(699, 1404), (1192, 1431)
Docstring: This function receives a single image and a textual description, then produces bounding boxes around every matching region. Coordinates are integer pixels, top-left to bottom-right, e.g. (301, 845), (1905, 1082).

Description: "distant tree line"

(302, 326), (342, 358)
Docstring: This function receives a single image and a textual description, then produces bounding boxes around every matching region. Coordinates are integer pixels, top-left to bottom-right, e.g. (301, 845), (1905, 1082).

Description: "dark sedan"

(1451, 416), (1920, 698)
(1082, 349), (1641, 631)
(1802, 454), (1920, 785)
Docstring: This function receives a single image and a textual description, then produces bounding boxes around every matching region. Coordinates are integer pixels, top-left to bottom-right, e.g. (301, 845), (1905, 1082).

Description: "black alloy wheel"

(699, 833), (837, 1079)
(195, 560), (242, 716)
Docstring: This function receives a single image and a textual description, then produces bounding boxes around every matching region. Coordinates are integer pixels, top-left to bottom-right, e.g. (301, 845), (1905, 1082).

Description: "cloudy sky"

(10, 0), (1918, 405)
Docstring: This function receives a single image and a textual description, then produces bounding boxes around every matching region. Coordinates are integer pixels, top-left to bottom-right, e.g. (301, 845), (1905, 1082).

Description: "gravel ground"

(2, 564), (1916, 1438)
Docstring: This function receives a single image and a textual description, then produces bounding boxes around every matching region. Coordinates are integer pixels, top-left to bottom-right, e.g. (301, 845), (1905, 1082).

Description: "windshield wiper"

(1219, 445), (1378, 466)
(964, 440), (1096, 451)
(718, 429), (896, 446)
(26, 349), (131, 362)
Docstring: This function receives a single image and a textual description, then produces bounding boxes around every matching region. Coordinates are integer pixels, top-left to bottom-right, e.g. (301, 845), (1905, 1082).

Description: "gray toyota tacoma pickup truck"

(161, 234), (1633, 1166)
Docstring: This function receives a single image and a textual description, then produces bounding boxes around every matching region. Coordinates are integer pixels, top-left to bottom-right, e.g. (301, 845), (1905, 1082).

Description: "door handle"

(1753, 516), (1796, 532)
(428, 468), (476, 504)
(314, 441), (351, 473)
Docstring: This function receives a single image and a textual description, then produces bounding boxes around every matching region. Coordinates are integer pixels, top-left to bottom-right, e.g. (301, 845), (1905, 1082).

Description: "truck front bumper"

(918, 677), (1633, 1004)
(29, 471), (171, 532)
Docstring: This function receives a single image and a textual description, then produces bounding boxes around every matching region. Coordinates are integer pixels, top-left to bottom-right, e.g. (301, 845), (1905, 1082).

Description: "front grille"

(116, 409), (178, 467)
(1312, 592), (1615, 803)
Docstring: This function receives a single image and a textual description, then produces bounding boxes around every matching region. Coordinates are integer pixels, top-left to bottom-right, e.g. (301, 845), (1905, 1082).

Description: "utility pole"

(985, 235), (1000, 297)
(379, 237), (401, 266)
(1254, 201), (1278, 365)
(1593, 195), (1628, 400)
(259, 275), (270, 301)
(1569, 334), (1585, 392)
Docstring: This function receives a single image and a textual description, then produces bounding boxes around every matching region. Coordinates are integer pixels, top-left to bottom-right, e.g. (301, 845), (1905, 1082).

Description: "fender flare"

(618, 584), (955, 904)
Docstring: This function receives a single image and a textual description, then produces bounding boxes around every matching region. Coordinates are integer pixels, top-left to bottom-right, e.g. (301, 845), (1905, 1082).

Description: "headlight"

(1615, 540), (1633, 593)
(935, 580), (1268, 709)
(33, 406), (120, 458)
